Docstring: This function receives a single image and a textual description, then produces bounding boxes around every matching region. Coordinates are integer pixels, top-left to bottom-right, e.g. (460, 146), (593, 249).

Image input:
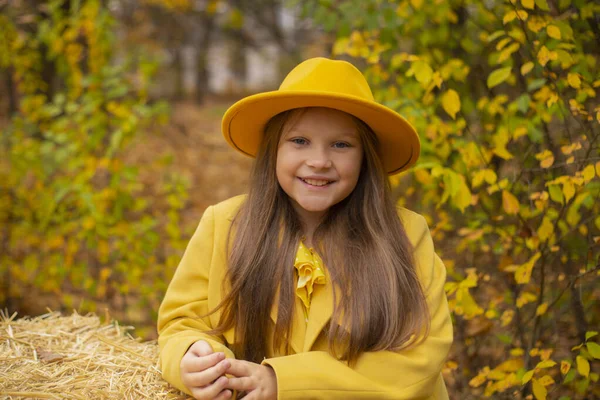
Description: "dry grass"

(0, 311), (188, 399)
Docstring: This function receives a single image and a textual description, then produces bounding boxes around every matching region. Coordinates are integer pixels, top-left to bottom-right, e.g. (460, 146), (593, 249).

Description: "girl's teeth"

(303, 178), (330, 186)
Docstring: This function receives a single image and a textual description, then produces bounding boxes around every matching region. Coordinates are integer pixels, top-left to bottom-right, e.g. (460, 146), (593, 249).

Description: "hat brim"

(222, 91), (420, 175)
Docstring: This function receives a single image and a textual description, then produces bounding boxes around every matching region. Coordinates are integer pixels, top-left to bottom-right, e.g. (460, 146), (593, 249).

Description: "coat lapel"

(270, 288), (305, 354)
(303, 278), (334, 352)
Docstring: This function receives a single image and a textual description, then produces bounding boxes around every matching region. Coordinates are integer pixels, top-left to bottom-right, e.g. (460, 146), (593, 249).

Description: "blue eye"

(291, 138), (308, 145)
(333, 142), (350, 149)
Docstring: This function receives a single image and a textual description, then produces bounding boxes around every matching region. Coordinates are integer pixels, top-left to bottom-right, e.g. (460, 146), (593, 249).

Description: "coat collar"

(269, 275), (334, 354)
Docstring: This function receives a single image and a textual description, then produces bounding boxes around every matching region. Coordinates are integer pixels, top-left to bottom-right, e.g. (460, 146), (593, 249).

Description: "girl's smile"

(298, 175), (336, 188)
(276, 107), (363, 227)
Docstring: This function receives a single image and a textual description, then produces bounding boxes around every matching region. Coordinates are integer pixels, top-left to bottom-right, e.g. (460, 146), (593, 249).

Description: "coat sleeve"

(157, 205), (236, 396)
(262, 213), (453, 400)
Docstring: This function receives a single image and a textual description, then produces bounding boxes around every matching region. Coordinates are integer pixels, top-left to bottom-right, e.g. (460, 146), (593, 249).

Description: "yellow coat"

(157, 195), (453, 399)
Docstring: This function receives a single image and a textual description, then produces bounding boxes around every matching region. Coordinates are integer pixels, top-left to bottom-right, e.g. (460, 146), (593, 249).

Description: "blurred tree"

(0, 0), (185, 338)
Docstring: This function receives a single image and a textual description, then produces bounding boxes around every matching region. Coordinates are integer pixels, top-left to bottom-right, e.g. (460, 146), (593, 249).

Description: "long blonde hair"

(210, 107), (429, 363)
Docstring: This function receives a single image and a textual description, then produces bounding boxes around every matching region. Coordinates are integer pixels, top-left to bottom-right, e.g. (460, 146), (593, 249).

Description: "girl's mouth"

(298, 177), (335, 187)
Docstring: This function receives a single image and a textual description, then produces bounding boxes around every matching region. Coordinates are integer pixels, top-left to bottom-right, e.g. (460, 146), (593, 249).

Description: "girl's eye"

(291, 138), (308, 145)
(333, 142), (351, 149)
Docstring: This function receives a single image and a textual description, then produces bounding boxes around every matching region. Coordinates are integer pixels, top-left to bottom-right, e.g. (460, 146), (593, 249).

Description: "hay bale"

(0, 311), (188, 399)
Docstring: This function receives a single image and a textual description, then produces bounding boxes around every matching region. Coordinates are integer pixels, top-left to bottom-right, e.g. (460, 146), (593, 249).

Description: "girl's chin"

(294, 200), (333, 215)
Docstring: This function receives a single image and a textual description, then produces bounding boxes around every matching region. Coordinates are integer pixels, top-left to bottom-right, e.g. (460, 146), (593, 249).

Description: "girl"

(157, 57), (453, 400)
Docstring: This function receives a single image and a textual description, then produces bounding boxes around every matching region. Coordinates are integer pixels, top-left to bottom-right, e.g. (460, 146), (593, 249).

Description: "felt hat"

(221, 57), (420, 175)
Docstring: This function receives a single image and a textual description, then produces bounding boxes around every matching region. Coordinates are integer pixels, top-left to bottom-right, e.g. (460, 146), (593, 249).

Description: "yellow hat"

(221, 57), (420, 175)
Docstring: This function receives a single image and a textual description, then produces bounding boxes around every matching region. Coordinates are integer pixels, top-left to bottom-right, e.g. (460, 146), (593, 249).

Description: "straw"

(0, 310), (189, 399)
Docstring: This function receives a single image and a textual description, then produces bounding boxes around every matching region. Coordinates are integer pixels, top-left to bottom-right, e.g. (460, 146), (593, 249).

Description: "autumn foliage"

(1, 0), (600, 399)
(0, 0), (189, 337)
(304, 0), (600, 398)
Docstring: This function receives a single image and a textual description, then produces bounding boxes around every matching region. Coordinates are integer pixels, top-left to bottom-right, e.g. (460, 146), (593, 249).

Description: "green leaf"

(587, 342), (600, 359)
(527, 78), (547, 91)
(487, 67), (512, 89)
(516, 94), (531, 114)
(548, 185), (564, 204)
(585, 331), (598, 341)
(487, 30), (505, 43)
(535, 0), (550, 10)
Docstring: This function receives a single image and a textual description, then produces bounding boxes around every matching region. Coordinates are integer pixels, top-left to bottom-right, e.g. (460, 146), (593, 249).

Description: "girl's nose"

(306, 149), (333, 170)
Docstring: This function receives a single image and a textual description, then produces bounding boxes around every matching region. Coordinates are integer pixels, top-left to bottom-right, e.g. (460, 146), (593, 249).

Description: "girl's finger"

(215, 389), (233, 400)
(186, 352), (226, 373)
(191, 376), (228, 399)
(225, 376), (254, 392)
(186, 359), (231, 387)
(225, 359), (251, 377)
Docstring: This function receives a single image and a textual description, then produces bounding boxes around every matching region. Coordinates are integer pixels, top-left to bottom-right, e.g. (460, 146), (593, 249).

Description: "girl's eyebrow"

(286, 129), (359, 139)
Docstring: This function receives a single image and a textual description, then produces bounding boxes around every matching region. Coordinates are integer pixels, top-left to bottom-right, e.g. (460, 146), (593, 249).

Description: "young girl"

(157, 57), (453, 400)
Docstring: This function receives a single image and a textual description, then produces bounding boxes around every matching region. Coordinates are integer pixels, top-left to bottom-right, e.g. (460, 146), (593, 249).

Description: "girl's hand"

(225, 359), (278, 400)
(180, 340), (233, 400)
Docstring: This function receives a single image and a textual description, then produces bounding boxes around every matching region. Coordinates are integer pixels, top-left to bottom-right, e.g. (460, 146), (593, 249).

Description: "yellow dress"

(294, 241), (326, 321)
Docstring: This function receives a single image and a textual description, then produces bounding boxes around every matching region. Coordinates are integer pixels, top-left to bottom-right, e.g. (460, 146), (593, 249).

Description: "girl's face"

(276, 107), (364, 225)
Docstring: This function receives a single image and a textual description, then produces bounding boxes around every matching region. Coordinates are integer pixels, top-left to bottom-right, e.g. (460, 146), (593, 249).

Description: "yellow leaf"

(455, 286), (484, 318)
(536, 302), (548, 316)
(516, 10), (529, 20)
(410, 0), (424, 9)
(568, 73), (581, 89)
(493, 145), (514, 160)
(517, 292), (538, 308)
(538, 216), (554, 242)
(503, 10), (517, 24)
(515, 252), (541, 284)
(513, 126), (528, 139)
(537, 46), (558, 67)
(528, 16), (547, 33)
(535, 150), (554, 168)
(535, 360), (556, 369)
(596, 161), (600, 177)
(538, 374), (555, 386)
(510, 348), (524, 357)
(576, 355), (590, 377)
(414, 60), (433, 85)
(540, 349), (553, 361)
(496, 37), (512, 51)
(469, 367), (490, 387)
(502, 190), (520, 215)
(562, 180), (575, 203)
(521, 61), (534, 75)
(501, 309), (514, 327)
(332, 38), (350, 56)
(453, 175), (472, 212)
(498, 42), (521, 63)
(560, 360), (571, 375)
(522, 0), (535, 9)
(488, 67), (512, 88)
(532, 378), (547, 400)
(582, 164), (595, 183)
(546, 25), (561, 39)
(561, 142), (582, 155)
(522, 370), (534, 384)
(442, 89), (461, 120)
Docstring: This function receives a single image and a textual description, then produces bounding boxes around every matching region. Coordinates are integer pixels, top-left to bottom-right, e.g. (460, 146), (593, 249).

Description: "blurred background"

(1, 0), (599, 398)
